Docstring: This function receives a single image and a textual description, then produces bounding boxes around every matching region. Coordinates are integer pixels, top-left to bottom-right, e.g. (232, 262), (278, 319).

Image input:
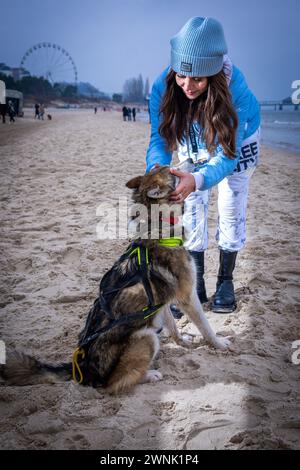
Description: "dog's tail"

(2, 350), (72, 386)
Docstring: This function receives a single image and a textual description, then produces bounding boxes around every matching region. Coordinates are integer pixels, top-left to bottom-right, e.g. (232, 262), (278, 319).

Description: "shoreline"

(2, 107), (300, 157)
(260, 107), (300, 154)
(260, 138), (300, 155)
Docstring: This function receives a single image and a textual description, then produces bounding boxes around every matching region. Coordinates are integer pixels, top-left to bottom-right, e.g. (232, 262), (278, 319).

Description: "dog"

(47, 114), (52, 120)
(3, 166), (230, 393)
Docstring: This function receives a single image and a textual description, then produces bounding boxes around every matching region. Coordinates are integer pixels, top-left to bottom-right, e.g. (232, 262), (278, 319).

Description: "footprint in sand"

(14, 259), (33, 273)
(185, 419), (234, 450)
(185, 359), (201, 370)
(151, 401), (177, 423)
(273, 269), (300, 285)
(57, 247), (83, 266)
(55, 427), (124, 450)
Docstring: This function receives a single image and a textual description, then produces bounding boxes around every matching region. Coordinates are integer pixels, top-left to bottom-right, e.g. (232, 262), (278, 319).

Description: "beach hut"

(6, 89), (23, 116)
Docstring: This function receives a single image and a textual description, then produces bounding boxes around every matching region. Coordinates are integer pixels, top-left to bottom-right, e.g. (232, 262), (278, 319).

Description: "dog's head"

(126, 165), (177, 207)
(126, 166), (182, 239)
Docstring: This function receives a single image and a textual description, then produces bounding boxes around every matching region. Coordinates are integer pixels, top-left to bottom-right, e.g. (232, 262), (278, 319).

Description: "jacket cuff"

(192, 172), (204, 190)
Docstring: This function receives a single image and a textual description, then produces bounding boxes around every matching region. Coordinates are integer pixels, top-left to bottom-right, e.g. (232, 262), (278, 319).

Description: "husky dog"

(3, 166), (230, 394)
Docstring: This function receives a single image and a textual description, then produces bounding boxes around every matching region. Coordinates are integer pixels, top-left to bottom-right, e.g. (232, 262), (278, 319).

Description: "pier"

(260, 100), (299, 111)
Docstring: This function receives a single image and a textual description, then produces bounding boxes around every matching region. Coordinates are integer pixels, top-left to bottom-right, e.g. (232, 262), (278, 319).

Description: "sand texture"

(0, 109), (299, 450)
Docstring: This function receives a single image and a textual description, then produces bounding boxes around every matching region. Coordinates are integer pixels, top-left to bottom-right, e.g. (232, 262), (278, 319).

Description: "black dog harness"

(72, 241), (167, 384)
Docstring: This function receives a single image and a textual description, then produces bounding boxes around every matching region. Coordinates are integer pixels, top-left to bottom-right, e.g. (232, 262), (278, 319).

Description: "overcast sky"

(1, 0), (299, 100)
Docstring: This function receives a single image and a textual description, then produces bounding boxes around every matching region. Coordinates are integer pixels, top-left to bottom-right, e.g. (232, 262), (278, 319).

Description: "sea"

(260, 106), (300, 153)
(138, 105), (300, 154)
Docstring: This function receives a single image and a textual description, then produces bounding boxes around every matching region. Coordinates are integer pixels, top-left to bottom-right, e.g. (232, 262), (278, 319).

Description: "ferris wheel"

(20, 43), (78, 86)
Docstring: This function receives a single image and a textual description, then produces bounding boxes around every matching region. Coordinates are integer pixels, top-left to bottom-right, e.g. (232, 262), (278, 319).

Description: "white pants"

(183, 128), (260, 252)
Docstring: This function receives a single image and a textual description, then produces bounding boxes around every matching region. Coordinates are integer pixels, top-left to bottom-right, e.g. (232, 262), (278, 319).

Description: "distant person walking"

(8, 100), (15, 123)
(0, 103), (7, 124)
(34, 103), (40, 119)
(132, 107), (136, 122)
(39, 104), (45, 120)
(94, 106), (97, 114)
(127, 107), (132, 121)
(122, 106), (128, 121)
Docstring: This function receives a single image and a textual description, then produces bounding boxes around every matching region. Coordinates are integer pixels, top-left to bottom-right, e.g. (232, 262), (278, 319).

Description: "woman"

(146, 17), (260, 314)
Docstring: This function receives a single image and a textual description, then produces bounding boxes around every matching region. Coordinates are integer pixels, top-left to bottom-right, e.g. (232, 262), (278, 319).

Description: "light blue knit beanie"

(170, 17), (228, 77)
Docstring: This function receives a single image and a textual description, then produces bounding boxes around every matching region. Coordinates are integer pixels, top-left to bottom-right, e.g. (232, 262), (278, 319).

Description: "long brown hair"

(159, 69), (238, 159)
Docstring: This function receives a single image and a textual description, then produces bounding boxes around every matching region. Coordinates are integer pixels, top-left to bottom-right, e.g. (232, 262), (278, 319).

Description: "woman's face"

(175, 73), (208, 100)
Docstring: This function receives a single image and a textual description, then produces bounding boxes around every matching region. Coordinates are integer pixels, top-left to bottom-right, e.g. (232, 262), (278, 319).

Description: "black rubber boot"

(170, 303), (184, 319)
(189, 250), (208, 303)
(170, 251), (208, 320)
(212, 250), (238, 314)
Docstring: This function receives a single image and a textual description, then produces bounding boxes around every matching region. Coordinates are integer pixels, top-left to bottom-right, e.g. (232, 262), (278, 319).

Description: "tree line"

(0, 73), (77, 101)
(0, 72), (151, 103)
(122, 74), (150, 103)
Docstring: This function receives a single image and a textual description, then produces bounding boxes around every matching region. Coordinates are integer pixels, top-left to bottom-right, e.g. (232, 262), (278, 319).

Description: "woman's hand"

(169, 168), (196, 202)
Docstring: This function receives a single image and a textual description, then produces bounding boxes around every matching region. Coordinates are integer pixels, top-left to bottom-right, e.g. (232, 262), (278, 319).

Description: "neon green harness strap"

(157, 237), (183, 247)
(72, 240), (182, 385)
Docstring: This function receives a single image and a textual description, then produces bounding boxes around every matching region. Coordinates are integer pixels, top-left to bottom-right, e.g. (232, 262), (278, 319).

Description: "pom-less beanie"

(170, 17), (228, 77)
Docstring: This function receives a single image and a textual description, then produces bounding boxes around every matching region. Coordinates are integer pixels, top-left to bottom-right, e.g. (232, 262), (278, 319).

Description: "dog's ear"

(147, 186), (169, 199)
(126, 175), (143, 189)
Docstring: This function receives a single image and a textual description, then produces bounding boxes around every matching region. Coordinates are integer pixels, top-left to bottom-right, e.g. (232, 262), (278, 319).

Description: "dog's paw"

(142, 369), (163, 383)
(213, 336), (232, 350)
(175, 333), (202, 348)
(181, 333), (199, 347)
(181, 333), (194, 345)
(183, 333), (195, 342)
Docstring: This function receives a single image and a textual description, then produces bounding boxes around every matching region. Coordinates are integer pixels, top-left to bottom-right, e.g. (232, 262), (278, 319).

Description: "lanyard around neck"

(189, 124), (198, 155)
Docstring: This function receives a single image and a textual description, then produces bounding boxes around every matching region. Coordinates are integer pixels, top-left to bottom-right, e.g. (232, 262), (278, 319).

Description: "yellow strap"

(143, 305), (163, 320)
(129, 247), (141, 265)
(129, 246), (150, 266)
(157, 237), (183, 247)
(72, 347), (85, 384)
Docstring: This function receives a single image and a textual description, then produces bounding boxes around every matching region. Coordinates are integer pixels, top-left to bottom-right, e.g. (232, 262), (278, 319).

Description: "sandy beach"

(0, 109), (299, 450)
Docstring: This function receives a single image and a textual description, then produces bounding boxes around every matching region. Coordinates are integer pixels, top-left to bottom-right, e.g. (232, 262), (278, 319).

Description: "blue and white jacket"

(146, 57), (260, 190)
